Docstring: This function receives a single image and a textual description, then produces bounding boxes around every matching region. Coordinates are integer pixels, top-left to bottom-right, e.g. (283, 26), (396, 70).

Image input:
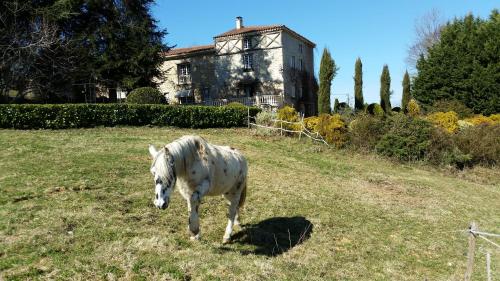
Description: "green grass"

(0, 127), (499, 280)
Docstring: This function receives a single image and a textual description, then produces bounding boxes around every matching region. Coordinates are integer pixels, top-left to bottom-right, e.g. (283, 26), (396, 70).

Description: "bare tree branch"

(406, 9), (444, 72)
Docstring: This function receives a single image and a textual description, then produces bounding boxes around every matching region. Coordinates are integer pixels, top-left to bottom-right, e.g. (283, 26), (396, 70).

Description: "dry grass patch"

(0, 127), (498, 280)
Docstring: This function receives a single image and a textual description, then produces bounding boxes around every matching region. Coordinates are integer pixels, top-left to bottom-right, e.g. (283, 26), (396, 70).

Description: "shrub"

(375, 114), (432, 161)
(426, 128), (471, 168)
(0, 104), (260, 129)
(225, 102), (246, 108)
(254, 110), (276, 136)
(490, 114), (500, 122)
(366, 103), (384, 117)
(406, 99), (420, 117)
(392, 107), (401, 113)
(277, 106), (301, 132)
(453, 124), (500, 166)
(428, 99), (473, 119)
(349, 114), (386, 151)
(303, 116), (320, 132)
(426, 111), (459, 133)
(464, 114), (499, 126)
(313, 114), (348, 148)
(126, 87), (165, 104)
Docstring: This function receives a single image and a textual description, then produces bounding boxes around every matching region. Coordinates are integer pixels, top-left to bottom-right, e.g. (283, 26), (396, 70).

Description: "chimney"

(236, 16), (243, 29)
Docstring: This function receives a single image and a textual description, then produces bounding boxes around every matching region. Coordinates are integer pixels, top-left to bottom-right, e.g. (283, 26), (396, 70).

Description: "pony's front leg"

(187, 180), (210, 240)
(187, 191), (202, 240)
(222, 196), (239, 244)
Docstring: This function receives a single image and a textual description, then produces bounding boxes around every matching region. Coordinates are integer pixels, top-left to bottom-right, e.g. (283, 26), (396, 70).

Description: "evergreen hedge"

(126, 87), (165, 104)
(0, 104), (260, 129)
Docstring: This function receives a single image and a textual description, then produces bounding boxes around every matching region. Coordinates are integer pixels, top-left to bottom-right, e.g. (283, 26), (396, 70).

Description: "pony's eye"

(155, 194), (158, 199)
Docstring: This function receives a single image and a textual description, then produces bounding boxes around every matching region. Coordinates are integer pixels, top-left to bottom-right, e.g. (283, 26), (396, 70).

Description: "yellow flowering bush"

(303, 116), (320, 132)
(406, 99), (420, 117)
(464, 115), (497, 126)
(426, 111), (459, 133)
(277, 106), (302, 132)
(314, 114), (348, 148)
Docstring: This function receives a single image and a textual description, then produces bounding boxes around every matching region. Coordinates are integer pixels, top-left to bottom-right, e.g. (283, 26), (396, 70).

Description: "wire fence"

(464, 222), (499, 281)
(246, 109), (329, 146)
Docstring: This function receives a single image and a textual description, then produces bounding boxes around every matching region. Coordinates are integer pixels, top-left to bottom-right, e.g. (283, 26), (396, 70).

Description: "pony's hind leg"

(222, 194), (239, 244)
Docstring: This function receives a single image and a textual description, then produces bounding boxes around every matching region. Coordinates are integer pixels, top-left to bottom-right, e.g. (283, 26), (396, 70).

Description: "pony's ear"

(148, 144), (158, 158)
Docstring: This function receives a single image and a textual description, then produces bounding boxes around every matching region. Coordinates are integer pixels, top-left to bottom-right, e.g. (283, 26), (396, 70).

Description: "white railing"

(203, 95), (283, 108)
(255, 95), (283, 107)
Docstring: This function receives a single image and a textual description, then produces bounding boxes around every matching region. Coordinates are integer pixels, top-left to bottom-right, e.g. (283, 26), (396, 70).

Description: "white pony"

(148, 135), (248, 244)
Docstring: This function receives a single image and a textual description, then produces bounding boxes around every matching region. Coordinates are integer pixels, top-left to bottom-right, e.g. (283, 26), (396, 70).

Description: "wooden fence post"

(464, 222), (477, 281)
(280, 121), (283, 136)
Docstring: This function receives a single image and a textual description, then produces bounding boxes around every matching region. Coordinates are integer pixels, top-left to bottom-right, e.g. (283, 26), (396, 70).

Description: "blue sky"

(151, 1), (498, 107)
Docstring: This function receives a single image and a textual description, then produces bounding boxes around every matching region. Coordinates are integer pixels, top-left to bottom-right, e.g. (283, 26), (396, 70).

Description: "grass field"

(0, 127), (499, 280)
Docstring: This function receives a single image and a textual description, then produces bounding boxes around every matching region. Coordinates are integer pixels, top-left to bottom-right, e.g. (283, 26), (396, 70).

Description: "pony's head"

(149, 144), (176, 210)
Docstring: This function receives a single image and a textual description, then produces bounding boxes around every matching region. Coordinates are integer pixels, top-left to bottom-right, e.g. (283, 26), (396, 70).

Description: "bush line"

(0, 104), (260, 129)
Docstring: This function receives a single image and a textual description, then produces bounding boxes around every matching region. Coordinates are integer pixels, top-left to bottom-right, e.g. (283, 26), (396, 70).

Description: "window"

(243, 37), (251, 49)
(178, 63), (191, 84)
(243, 54), (253, 70)
(300, 59), (303, 70)
(299, 44), (303, 53)
(290, 56), (296, 68)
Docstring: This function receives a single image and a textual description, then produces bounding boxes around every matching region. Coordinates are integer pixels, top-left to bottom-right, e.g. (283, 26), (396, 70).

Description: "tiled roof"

(214, 25), (283, 38)
(214, 25), (315, 47)
(164, 45), (214, 56)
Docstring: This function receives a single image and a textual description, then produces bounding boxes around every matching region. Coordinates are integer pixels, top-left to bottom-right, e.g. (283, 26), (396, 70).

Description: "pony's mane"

(161, 135), (207, 178)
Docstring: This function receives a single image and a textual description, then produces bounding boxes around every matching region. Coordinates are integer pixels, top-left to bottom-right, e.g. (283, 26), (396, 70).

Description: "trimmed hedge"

(0, 104), (260, 129)
(126, 87), (165, 104)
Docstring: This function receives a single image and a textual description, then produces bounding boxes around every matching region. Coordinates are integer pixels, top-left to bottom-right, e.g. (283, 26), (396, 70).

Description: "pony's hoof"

(190, 234), (201, 241)
(222, 237), (231, 244)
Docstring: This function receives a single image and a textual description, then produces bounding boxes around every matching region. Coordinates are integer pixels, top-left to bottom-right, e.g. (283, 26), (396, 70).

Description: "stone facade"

(157, 17), (317, 115)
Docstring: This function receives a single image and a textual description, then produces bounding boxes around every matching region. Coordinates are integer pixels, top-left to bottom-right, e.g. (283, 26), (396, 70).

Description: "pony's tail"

(238, 180), (247, 209)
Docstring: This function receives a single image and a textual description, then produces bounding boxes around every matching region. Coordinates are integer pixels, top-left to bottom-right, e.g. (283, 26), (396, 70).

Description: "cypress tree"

(354, 58), (364, 111)
(318, 48), (338, 114)
(402, 71), (411, 113)
(380, 65), (392, 113)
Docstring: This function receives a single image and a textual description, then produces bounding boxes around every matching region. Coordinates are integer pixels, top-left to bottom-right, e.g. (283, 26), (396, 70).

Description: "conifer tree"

(380, 65), (392, 113)
(402, 71), (411, 113)
(318, 48), (338, 114)
(354, 58), (364, 111)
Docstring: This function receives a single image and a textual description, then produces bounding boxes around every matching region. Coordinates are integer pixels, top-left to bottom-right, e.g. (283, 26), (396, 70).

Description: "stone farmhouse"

(158, 17), (317, 116)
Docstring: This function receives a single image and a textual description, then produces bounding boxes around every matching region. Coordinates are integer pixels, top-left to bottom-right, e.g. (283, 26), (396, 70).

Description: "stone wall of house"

(214, 32), (284, 98)
(281, 31), (316, 115)
(157, 52), (215, 103)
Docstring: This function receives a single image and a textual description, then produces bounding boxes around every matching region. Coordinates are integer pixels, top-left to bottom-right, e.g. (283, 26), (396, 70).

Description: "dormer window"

(243, 37), (251, 50)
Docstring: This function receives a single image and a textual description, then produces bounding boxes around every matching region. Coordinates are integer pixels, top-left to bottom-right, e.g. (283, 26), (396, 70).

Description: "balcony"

(203, 95), (283, 108)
